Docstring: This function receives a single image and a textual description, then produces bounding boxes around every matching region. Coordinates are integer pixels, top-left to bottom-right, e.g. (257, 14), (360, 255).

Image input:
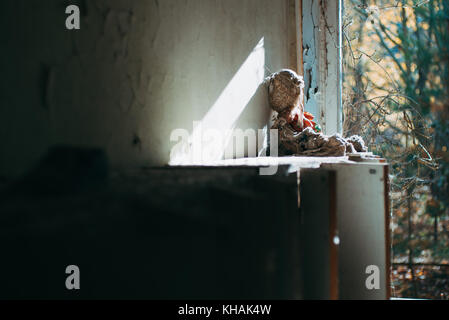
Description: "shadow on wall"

(0, 0), (287, 177)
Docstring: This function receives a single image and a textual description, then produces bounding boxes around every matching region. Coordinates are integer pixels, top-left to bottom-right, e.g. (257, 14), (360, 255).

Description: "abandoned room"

(0, 0), (448, 301)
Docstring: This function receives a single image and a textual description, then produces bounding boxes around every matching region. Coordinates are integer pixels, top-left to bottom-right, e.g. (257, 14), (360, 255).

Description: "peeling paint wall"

(302, 0), (342, 135)
(0, 0), (291, 177)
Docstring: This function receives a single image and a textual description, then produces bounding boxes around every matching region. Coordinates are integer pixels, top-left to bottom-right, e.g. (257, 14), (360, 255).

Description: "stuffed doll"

(267, 69), (365, 157)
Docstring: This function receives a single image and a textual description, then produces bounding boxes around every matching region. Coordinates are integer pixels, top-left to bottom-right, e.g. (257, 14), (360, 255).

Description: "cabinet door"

(324, 163), (390, 300)
(300, 169), (338, 300)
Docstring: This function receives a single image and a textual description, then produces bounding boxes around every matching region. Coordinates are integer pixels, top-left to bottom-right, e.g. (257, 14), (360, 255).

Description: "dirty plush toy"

(267, 69), (321, 134)
(267, 69), (367, 156)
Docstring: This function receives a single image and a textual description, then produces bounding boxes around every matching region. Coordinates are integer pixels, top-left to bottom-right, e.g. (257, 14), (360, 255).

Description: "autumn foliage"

(343, 0), (449, 299)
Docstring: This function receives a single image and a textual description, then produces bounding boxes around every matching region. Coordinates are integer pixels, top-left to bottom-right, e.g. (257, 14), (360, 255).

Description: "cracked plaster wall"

(0, 0), (290, 177)
(302, 0), (342, 135)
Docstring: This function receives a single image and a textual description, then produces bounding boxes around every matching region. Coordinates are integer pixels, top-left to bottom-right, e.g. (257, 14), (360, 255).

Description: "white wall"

(0, 0), (291, 177)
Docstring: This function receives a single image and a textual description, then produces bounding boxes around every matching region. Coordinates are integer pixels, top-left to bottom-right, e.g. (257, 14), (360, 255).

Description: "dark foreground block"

(0, 151), (301, 299)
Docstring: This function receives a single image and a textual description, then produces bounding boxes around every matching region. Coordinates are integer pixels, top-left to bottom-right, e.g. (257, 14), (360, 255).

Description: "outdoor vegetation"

(343, 0), (449, 299)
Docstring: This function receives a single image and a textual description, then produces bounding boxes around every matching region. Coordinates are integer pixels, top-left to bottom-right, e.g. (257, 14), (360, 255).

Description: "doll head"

(268, 69), (305, 128)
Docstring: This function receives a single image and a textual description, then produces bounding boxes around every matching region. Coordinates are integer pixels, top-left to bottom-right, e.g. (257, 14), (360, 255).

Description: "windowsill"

(168, 153), (385, 171)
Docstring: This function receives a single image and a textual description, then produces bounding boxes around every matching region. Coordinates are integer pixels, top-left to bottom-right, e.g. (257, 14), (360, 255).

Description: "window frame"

(294, 0), (343, 135)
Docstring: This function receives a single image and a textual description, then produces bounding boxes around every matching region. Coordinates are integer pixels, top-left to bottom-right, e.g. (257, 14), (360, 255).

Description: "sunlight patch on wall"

(169, 37), (266, 165)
